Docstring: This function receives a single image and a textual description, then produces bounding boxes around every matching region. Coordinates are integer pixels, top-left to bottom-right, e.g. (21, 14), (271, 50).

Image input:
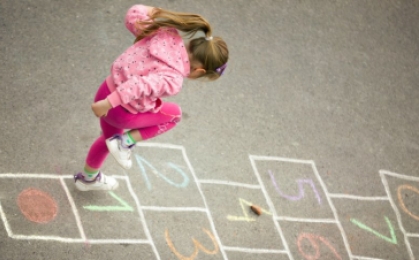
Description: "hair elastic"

(215, 63), (227, 76)
(205, 36), (213, 41)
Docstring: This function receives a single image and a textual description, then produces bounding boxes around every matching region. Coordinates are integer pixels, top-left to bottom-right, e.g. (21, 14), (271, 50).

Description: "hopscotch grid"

(380, 171), (414, 260)
(0, 174), (156, 246)
(249, 155), (294, 260)
(197, 179), (261, 189)
(124, 174), (161, 260)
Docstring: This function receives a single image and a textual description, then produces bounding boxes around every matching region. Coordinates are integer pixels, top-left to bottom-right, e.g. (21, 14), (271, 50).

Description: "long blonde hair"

(135, 8), (229, 80)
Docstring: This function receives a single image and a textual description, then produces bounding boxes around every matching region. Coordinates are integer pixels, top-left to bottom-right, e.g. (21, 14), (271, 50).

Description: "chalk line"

(309, 160), (353, 258)
(328, 193), (389, 201)
(180, 145), (229, 260)
(59, 177), (86, 241)
(380, 170), (414, 260)
(125, 174), (161, 260)
(197, 179), (261, 189)
(223, 246), (288, 254)
(87, 239), (150, 244)
(140, 206), (208, 213)
(351, 255), (385, 260)
(10, 235), (84, 243)
(249, 155), (313, 165)
(136, 142), (184, 150)
(0, 173), (72, 179)
(276, 216), (338, 223)
(249, 155), (294, 260)
(380, 170), (419, 182)
(0, 202), (13, 237)
(406, 233), (419, 238)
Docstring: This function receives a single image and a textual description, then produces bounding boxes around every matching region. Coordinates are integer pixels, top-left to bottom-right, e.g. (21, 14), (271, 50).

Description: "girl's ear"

(188, 68), (206, 79)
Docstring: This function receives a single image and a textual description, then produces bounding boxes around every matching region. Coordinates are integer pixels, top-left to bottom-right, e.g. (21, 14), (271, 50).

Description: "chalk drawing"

(297, 233), (342, 260)
(380, 170), (416, 260)
(136, 142), (228, 260)
(250, 155), (353, 260)
(397, 184), (419, 221)
(83, 191), (134, 212)
(268, 170), (322, 204)
(227, 198), (271, 222)
(135, 154), (190, 190)
(350, 217), (397, 244)
(17, 188), (58, 224)
(165, 228), (219, 260)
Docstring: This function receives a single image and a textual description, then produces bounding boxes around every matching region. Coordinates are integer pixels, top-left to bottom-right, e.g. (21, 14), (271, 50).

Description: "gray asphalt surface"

(1, 0), (418, 259)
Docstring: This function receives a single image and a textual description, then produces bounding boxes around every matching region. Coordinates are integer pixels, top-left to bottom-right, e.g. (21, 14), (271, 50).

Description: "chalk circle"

(17, 188), (58, 224)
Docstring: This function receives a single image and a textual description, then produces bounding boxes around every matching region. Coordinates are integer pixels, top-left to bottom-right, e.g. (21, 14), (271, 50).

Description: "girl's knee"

(161, 103), (182, 123)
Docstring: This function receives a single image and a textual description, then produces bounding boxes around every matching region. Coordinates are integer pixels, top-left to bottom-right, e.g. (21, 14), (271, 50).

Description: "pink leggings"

(85, 81), (181, 169)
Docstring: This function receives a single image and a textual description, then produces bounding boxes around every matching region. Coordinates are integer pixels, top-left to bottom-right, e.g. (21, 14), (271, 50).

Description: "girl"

(74, 5), (229, 191)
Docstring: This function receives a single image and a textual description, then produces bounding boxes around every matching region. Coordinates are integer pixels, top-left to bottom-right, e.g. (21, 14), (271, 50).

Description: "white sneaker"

(106, 134), (133, 170)
(74, 172), (119, 191)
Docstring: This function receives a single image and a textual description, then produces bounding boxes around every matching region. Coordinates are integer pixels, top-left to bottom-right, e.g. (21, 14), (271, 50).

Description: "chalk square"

(66, 176), (147, 241)
(201, 184), (285, 250)
(124, 144), (206, 208)
(0, 176), (80, 239)
(250, 156), (335, 219)
(332, 198), (411, 260)
(278, 221), (350, 260)
(143, 211), (224, 260)
(380, 171), (419, 234)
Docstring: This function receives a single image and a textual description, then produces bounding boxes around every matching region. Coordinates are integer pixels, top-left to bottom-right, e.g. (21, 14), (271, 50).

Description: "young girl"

(74, 5), (228, 191)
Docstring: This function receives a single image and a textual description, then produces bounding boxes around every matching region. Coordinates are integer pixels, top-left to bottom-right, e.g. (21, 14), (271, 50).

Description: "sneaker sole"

(75, 180), (119, 191)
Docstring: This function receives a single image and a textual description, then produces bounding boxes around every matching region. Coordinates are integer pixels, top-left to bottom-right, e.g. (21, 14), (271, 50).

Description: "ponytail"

(135, 8), (229, 80)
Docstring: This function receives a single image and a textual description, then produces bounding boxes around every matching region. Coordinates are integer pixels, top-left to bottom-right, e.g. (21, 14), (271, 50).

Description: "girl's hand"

(91, 99), (112, 117)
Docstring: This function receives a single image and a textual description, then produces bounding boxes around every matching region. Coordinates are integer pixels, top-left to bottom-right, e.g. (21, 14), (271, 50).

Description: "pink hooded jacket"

(105, 5), (190, 113)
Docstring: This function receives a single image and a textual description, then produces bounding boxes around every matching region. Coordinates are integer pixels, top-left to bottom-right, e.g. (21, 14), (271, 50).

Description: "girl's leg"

(105, 102), (182, 168)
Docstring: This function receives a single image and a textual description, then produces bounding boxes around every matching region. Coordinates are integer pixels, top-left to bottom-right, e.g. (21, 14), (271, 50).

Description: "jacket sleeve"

(124, 5), (152, 37)
(107, 68), (183, 108)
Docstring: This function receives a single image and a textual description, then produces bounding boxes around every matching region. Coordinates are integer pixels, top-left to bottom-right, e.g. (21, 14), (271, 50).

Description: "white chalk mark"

(0, 202), (13, 237)
(380, 170), (415, 260)
(59, 177), (86, 241)
(10, 235), (84, 243)
(141, 206), (208, 213)
(88, 239), (150, 244)
(0, 173), (73, 179)
(328, 193), (389, 201)
(309, 160), (353, 259)
(197, 179), (261, 189)
(380, 170), (419, 182)
(136, 142), (184, 150)
(249, 155), (313, 164)
(223, 246), (288, 254)
(179, 145), (229, 260)
(249, 155), (294, 260)
(351, 255), (385, 260)
(9, 235), (150, 244)
(124, 174), (161, 260)
(406, 233), (419, 238)
(276, 216), (338, 223)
